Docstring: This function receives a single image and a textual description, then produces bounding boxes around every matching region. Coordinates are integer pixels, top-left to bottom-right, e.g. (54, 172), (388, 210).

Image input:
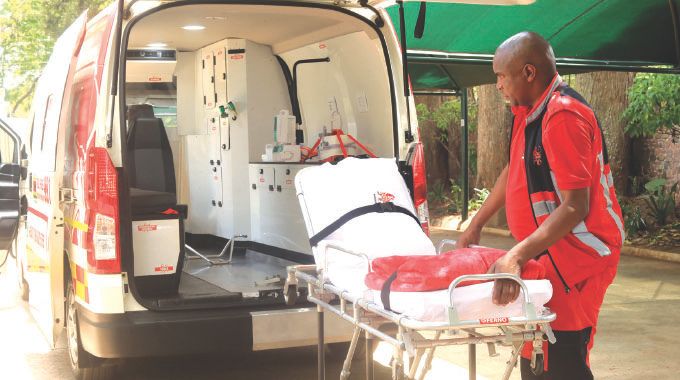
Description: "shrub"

(644, 178), (678, 226)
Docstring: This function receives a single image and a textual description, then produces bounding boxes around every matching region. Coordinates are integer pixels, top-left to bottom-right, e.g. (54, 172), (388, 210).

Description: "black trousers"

(521, 327), (594, 380)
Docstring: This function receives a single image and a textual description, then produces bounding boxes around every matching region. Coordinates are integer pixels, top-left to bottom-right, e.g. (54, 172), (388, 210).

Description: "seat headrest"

(127, 104), (155, 122)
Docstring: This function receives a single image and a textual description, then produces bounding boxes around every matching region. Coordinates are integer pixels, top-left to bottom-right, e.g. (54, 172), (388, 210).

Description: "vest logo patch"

(532, 146), (544, 166)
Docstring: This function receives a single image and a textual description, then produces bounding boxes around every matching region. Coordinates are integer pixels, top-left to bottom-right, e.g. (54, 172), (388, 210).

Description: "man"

(456, 32), (624, 380)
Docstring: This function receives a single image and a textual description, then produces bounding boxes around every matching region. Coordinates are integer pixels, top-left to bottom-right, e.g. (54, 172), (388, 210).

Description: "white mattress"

(368, 279), (553, 322)
(295, 158), (434, 289)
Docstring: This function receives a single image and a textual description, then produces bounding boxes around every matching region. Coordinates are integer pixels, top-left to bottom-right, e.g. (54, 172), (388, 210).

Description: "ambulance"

(0, 0), (438, 378)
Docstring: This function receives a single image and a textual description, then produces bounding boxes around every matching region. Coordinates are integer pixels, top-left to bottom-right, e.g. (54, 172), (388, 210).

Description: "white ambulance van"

(3, 0), (431, 378)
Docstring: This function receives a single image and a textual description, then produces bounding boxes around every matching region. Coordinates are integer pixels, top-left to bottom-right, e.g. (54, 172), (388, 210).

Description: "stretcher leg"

(341, 326), (362, 380)
(318, 306), (325, 380)
(416, 331), (441, 380)
(502, 342), (523, 380)
(392, 340), (405, 380)
(409, 349), (425, 380)
(365, 332), (374, 380)
(469, 343), (476, 380)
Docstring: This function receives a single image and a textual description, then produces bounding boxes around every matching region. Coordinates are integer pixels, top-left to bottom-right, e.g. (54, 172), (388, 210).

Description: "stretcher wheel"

(284, 284), (298, 305)
(531, 353), (544, 376)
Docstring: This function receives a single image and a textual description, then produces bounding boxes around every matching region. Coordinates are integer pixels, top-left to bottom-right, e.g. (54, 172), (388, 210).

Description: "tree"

(571, 72), (636, 194)
(0, 0), (109, 116)
(415, 96), (450, 190)
(623, 73), (680, 142)
(475, 83), (512, 189)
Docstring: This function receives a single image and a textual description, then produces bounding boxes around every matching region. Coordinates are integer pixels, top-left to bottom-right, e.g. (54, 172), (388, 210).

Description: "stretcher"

(286, 158), (556, 380)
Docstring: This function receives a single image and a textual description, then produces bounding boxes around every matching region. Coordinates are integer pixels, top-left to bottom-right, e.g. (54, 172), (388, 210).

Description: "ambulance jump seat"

(126, 117), (177, 197)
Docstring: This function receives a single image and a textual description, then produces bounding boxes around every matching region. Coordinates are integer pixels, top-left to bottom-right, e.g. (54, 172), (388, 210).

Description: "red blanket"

(365, 247), (545, 292)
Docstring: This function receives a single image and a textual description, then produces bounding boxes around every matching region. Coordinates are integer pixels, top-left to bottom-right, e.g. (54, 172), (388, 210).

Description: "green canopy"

(386, 0), (680, 92)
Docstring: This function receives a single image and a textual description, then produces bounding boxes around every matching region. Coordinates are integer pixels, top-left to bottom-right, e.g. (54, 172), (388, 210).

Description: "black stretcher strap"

(309, 202), (420, 247)
(380, 271), (399, 311)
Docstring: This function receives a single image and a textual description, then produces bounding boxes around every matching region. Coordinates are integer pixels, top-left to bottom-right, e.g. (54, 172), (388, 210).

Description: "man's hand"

(488, 251), (523, 305)
(455, 226), (481, 249)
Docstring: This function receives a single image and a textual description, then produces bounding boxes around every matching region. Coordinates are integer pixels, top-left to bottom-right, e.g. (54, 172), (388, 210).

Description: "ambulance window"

(153, 106), (177, 128)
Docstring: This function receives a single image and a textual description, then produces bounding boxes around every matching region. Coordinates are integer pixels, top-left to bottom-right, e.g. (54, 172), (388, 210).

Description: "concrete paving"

(0, 229), (679, 379)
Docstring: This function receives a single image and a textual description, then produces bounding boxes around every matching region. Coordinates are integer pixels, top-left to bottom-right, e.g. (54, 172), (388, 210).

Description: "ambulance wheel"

(67, 281), (115, 380)
(531, 353), (545, 376)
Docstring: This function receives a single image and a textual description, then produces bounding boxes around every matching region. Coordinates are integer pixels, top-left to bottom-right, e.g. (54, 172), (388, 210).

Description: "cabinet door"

(201, 49), (216, 110)
(215, 47), (227, 106)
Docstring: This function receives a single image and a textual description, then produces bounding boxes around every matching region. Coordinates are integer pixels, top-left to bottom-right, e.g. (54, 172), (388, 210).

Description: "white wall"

(280, 31), (394, 158)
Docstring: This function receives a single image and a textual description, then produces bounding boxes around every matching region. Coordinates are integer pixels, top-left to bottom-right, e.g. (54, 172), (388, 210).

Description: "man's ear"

(523, 64), (537, 82)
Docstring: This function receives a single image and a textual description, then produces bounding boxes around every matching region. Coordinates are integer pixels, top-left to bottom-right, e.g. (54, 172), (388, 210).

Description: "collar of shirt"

(511, 73), (562, 121)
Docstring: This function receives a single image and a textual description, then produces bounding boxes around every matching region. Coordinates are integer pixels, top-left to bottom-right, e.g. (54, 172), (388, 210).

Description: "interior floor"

(183, 249), (295, 294)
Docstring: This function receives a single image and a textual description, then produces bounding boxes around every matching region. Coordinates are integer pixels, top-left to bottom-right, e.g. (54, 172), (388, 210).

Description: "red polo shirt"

(505, 75), (624, 288)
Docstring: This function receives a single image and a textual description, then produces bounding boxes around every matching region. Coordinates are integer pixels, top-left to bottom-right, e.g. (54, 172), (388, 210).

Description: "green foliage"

(448, 180), (464, 214)
(621, 203), (647, 237)
(468, 187), (490, 211)
(623, 73), (680, 141)
(644, 178), (678, 226)
(427, 182), (448, 205)
(0, 0), (109, 116)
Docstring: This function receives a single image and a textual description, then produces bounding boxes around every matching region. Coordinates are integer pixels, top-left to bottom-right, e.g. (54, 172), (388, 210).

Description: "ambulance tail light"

(412, 142), (430, 236)
(86, 147), (121, 274)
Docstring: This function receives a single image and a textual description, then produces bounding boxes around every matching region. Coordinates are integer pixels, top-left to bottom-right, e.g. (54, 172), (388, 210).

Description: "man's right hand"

(455, 225), (481, 249)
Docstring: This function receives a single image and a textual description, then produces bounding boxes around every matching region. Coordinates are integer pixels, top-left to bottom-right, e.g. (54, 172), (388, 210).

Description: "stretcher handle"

(447, 273), (537, 324)
(322, 242), (371, 282)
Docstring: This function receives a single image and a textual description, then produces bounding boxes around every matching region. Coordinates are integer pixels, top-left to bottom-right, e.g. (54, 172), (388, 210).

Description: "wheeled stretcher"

(285, 158), (556, 380)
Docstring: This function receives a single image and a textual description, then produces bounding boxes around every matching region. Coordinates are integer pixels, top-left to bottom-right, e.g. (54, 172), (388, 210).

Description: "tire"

(66, 281), (115, 380)
(531, 353), (545, 376)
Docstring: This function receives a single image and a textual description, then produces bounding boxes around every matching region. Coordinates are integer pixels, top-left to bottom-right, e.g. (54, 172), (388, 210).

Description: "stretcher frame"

(284, 240), (556, 380)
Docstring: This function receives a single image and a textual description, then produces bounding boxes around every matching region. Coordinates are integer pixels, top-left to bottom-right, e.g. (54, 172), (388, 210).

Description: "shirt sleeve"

(542, 110), (594, 190)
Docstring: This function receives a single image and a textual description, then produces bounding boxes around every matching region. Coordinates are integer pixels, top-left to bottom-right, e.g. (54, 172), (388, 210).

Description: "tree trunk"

(475, 84), (512, 189)
(415, 95), (449, 191)
(571, 72), (636, 194)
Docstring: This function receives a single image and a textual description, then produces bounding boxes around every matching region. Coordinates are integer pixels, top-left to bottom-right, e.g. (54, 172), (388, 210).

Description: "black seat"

(127, 105), (178, 215)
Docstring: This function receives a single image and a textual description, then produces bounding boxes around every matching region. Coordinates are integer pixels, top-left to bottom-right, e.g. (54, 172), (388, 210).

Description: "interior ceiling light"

(146, 42), (168, 48)
(182, 25), (206, 31)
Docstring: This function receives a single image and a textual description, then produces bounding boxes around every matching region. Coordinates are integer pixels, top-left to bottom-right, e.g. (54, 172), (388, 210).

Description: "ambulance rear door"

(24, 12), (87, 348)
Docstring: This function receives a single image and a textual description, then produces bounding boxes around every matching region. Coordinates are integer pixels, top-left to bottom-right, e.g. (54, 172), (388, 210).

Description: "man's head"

(492, 31), (557, 107)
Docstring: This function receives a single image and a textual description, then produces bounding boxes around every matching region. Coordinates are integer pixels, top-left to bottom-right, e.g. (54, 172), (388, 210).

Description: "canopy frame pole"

(461, 88), (469, 222)
(670, 0), (680, 68)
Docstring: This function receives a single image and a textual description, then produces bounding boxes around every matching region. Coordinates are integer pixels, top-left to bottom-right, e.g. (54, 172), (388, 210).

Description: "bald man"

(456, 32), (624, 380)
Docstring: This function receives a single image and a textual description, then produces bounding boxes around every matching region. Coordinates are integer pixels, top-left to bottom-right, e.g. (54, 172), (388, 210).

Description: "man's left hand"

(488, 251), (523, 305)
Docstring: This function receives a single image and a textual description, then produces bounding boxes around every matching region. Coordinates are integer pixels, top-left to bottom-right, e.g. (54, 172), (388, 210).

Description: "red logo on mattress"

(137, 224), (158, 232)
(154, 265), (174, 273)
(376, 192), (395, 203)
(479, 317), (509, 325)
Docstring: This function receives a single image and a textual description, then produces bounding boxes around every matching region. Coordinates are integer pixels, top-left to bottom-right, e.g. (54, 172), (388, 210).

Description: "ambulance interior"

(123, 4), (398, 307)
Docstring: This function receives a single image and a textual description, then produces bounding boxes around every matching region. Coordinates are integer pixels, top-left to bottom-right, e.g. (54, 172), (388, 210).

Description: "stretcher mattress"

(368, 280), (553, 322)
(295, 158), (434, 291)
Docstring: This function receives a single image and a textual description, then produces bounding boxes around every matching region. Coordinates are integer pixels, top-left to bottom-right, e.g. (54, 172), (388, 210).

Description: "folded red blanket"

(365, 247), (545, 292)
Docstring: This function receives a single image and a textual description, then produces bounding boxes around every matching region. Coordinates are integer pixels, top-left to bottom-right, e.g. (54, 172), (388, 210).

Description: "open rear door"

(0, 118), (22, 251)
(24, 12), (87, 348)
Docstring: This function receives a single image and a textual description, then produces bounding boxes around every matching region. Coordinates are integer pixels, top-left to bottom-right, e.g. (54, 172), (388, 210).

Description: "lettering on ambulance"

(32, 176), (51, 203)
